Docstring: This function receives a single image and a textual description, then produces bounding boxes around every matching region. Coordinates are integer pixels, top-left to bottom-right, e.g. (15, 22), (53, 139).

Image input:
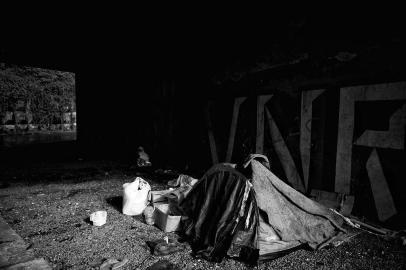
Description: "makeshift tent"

(179, 154), (345, 264)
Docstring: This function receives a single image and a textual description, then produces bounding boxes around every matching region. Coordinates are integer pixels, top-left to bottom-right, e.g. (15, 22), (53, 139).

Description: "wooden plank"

(355, 104), (406, 150)
(335, 87), (356, 194)
(225, 97), (247, 162)
(366, 148), (397, 222)
(255, 95), (273, 154)
(266, 108), (305, 192)
(309, 91), (327, 191)
(349, 215), (391, 235)
(310, 189), (354, 216)
(300, 89), (325, 191)
(206, 101), (218, 164)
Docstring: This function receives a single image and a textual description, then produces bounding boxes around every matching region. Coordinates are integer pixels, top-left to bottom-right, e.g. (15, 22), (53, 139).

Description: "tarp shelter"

(179, 155), (345, 264)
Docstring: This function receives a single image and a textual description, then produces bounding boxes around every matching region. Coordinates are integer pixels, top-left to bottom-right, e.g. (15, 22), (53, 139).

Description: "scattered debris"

(111, 258), (129, 269)
(330, 231), (362, 247)
(137, 146), (152, 167)
(348, 215), (391, 235)
(392, 230), (406, 246)
(330, 209), (400, 240)
(151, 190), (172, 203)
(167, 174), (198, 188)
(143, 204), (155, 225)
(150, 174), (198, 213)
(58, 235), (74, 243)
(99, 258), (129, 270)
(330, 209), (360, 229)
(146, 238), (186, 256)
(146, 259), (179, 270)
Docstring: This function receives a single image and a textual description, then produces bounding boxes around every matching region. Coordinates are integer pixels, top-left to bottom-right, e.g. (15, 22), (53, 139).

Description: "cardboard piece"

(154, 203), (181, 232)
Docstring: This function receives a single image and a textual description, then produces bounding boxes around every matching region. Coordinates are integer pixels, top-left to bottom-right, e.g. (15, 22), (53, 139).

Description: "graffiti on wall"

(208, 82), (406, 221)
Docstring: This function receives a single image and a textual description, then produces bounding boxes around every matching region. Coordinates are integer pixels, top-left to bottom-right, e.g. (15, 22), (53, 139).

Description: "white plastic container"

(154, 203), (181, 232)
(90, 210), (107, 226)
(122, 177), (151, 216)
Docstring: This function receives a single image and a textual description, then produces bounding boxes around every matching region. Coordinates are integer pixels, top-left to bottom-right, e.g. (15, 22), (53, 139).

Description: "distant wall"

(0, 110), (76, 134)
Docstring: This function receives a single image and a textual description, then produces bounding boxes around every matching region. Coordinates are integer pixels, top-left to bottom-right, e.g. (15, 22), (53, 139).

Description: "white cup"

(90, 210), (107, 226)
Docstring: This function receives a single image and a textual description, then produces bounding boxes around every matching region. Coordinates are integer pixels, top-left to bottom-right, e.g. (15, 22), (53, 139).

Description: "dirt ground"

(1, 161), (406, 269)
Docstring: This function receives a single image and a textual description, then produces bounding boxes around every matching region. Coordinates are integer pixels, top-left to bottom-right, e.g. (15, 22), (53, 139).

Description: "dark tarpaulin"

(179, 164), (259, 263)
(250, 159), (345, 250)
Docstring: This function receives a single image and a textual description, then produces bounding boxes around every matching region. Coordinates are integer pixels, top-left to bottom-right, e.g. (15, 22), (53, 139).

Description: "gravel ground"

(0, 162), (405, 269)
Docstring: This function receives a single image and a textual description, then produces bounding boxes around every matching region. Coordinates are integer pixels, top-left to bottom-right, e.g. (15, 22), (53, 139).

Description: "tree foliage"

(0, 63), (75, 126)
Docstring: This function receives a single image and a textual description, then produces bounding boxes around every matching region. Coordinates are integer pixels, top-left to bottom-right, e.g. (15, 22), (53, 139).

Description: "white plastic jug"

(122, 177), (151, 216)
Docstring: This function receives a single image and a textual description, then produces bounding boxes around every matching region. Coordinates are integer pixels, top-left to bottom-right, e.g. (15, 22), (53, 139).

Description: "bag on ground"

(122, 177), (151, 215)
